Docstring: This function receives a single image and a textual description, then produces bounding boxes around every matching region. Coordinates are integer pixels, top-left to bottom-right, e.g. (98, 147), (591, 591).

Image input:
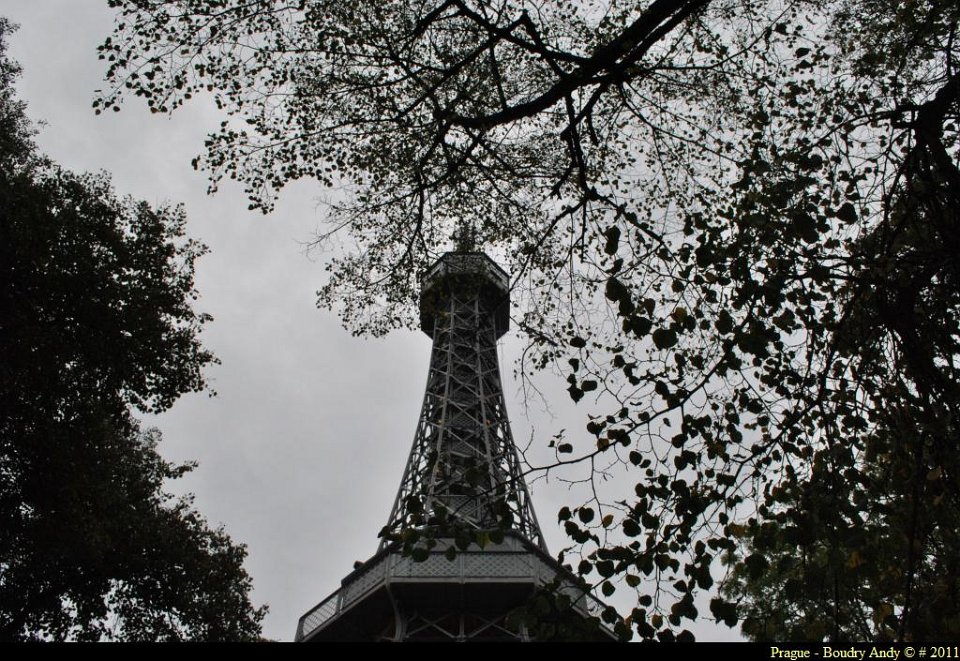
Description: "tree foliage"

(0, 19), (266, 640)
(96, 0), (960, 640)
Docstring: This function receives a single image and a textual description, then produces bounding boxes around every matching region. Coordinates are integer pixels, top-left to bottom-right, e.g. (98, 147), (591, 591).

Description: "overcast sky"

(4, 1), (737, 641)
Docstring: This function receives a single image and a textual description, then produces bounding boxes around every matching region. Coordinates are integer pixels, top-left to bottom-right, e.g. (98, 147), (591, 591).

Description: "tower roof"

(420, 251), (510, 338)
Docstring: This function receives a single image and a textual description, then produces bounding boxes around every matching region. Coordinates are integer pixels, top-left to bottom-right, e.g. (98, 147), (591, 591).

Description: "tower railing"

(295, 535), (614, 642)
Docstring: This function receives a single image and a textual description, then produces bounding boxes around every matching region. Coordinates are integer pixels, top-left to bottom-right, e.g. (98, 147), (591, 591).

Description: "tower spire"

(452, 218), (477, 253)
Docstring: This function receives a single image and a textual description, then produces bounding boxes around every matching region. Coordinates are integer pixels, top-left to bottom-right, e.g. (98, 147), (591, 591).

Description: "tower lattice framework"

(381, 252), (545, 552)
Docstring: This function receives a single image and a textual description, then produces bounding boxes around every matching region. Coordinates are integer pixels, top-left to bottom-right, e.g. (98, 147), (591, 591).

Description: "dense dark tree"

(0, 19), (266, 640)
(722, 417), (960, 640)
(95, 0), (960, 640)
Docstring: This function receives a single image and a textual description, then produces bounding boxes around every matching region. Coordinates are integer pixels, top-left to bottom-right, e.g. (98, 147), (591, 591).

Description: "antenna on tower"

(452, 218), (477, 253)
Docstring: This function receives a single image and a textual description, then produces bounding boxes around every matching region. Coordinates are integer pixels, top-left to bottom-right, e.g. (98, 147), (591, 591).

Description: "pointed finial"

(453, 218), (476, 253)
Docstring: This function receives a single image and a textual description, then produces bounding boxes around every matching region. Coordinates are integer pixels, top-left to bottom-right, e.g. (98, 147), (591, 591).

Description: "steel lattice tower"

(295, 251), (612, 642)
(381, 252), (545, 553)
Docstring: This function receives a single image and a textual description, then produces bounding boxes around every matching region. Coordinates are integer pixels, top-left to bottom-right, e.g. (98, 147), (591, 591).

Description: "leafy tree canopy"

(0, 18), (266, 640)
(96, 0), (960, 640)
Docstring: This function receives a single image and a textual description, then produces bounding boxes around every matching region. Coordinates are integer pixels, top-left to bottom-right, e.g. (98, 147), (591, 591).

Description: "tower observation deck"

(295, 251), (613, 641)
